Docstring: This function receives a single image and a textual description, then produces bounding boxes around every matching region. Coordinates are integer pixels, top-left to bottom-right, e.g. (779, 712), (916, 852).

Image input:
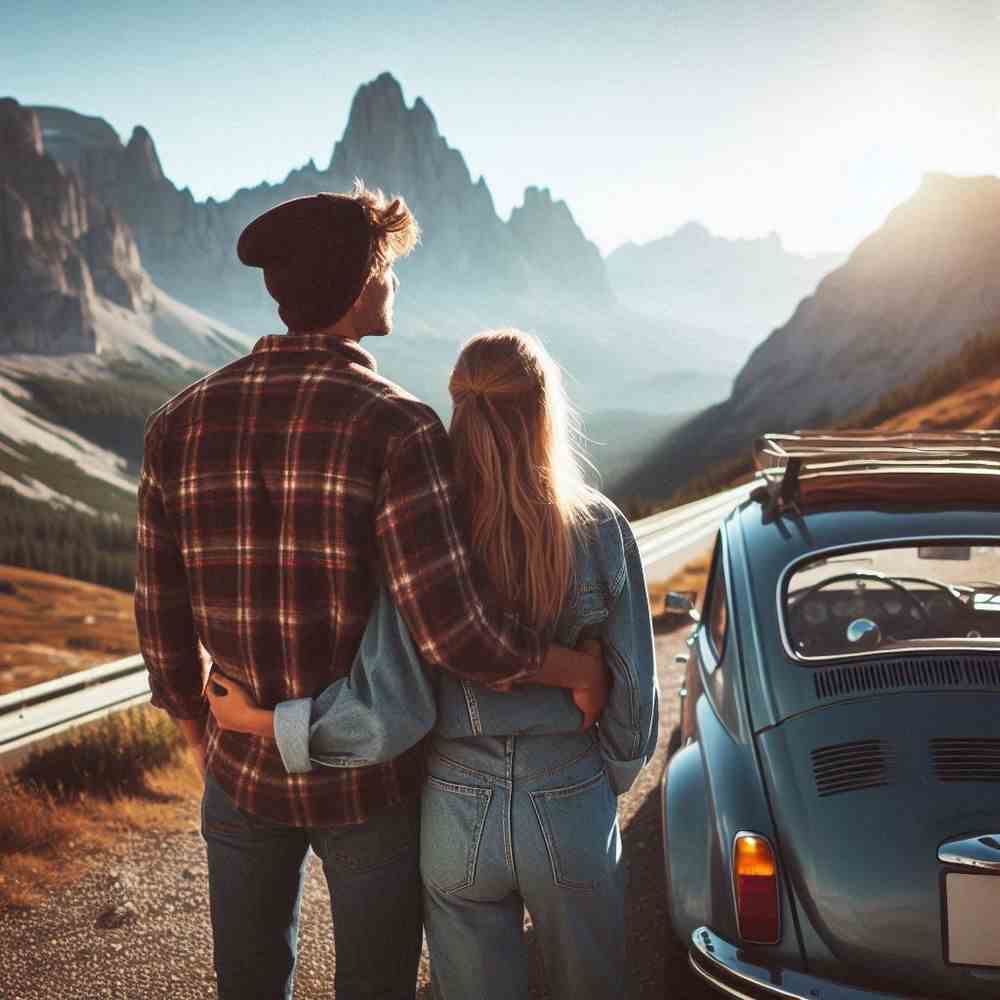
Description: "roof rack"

(751, 430), (1000, 516)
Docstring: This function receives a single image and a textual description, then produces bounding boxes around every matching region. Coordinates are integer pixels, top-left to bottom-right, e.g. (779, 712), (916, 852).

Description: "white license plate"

(946, 873), (1000, 967)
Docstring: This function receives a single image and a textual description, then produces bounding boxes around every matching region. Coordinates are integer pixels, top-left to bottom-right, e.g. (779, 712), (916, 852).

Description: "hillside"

(877, 374), (1000, 434)
(620, 173), (1000, 502)
(0, 564), (138, 694)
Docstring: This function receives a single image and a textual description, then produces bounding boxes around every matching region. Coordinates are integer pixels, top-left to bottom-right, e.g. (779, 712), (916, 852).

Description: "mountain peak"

(349, 72), (407, 121)
(125, 125), (164, 182)
(333, 72), (438, 172)
(672, 220), (711, 242)
(371, 71), (404, 97)
(412, 95), (439, 137)
(0, 97), (43, 157)
(509, 185), (611, 303)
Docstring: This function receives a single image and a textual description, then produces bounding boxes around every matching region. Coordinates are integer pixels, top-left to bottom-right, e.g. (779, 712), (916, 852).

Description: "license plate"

(946, 873), (1000, 967)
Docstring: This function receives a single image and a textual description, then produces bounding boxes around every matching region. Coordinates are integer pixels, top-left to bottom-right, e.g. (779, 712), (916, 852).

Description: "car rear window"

(783, 541), (1000, 662)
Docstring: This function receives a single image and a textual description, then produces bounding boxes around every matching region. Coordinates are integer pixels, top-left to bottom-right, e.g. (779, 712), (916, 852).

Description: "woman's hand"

(572, 638), (610, 730)
(205, 670), (275, 739)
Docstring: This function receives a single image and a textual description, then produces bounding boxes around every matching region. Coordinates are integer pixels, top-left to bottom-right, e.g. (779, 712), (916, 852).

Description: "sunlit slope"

(0, 564), (138, 694)
(877, 374), (1000, 433)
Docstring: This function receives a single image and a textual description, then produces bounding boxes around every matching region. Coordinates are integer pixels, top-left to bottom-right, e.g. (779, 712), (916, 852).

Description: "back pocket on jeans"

(529, 769), (617, 892)
(420, 777), (492, 894)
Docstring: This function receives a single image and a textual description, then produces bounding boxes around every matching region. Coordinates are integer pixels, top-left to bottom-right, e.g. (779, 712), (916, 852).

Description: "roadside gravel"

(0, 626), (714, 1000)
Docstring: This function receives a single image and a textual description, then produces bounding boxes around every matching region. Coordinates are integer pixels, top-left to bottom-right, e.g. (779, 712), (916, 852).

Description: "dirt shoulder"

(1, 626), (713, 1000)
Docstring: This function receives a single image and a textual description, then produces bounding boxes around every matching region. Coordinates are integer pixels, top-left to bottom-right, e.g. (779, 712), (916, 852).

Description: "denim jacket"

(273, 496), (659, 796)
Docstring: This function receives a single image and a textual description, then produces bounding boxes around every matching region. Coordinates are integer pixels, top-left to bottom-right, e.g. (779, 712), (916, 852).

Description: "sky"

(4, 0), (999, 256)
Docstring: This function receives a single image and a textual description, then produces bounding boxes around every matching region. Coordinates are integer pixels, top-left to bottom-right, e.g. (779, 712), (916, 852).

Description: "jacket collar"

(251, 332), (377, 372)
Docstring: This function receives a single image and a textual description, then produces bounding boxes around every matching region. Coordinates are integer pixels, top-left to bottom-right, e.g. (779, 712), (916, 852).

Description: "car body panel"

(664, 496), (1000, 999)
(756, 692), (1000, 998)
(665, 691), (806, 969)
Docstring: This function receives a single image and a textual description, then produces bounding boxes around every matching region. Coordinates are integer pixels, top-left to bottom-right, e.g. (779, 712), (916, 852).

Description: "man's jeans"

(201, 772), (422, 1000)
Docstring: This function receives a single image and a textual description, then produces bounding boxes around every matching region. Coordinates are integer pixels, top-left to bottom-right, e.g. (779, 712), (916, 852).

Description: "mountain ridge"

(606, 219), (844, 347)
(24, 73), (749, 414)
(620, 172), (1000, 500)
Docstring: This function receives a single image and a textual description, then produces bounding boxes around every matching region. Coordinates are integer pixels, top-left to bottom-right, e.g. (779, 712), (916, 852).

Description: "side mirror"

(665, 591), (701, 622)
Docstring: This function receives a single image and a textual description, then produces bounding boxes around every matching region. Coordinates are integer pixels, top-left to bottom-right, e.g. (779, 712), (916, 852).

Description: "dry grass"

(0, 706), (202, 909)
(877, 372), (1000, 433)
(647, 549), (712, 621)
(0, 563), (138, 695)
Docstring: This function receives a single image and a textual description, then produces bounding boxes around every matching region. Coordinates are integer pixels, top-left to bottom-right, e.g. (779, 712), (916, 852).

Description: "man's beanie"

(237, 193), (374, 332)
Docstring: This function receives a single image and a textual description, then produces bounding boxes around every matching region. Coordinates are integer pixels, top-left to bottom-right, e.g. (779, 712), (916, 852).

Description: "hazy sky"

(4, 1), (999, 255)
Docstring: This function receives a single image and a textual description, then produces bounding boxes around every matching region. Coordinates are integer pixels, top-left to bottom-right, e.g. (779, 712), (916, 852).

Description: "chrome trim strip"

(939, 834), (1000, 871)
(773, 534), (1000, 665)
(688, 952), (759, 1000)
(692, 930), (800, 999)
(690, 926), (908, 999)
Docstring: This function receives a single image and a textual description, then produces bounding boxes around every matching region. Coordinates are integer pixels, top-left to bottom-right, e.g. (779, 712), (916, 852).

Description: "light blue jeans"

(420, 730), (627, 1000)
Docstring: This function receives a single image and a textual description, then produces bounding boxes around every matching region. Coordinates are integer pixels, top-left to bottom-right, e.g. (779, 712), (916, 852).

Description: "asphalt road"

(1, 624), (715, 1000)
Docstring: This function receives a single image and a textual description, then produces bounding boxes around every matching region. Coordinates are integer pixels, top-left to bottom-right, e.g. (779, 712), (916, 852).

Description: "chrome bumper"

(689, 927), (906, 1000)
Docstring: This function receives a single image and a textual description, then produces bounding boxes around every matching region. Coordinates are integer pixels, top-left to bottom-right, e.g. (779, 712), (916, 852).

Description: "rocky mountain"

(0, 98), (151, 355)
(29, 73), (742, 414)
(619, 173), (1000, 501)
(0, 98), (252, 371)
(0, 99), (257, 526)
(607, 222), (843, 348)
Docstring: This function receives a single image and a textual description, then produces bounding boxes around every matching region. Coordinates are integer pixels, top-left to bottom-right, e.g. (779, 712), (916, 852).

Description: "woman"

(208, 329), (658, 999)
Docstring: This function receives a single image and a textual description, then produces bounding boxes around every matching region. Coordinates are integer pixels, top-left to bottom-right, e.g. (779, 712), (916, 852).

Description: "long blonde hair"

(448, 329), (598, 629)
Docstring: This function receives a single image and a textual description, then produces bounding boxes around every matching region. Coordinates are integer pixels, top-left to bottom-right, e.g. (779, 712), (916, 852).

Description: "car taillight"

(734, 833), (780, 943)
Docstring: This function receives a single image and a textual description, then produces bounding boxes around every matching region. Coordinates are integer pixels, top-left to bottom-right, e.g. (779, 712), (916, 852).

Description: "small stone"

(95, 901), (138, 929)
(180, 868), (195, 879)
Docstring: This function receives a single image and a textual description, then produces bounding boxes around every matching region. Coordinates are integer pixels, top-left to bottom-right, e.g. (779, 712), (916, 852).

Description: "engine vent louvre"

(814, 657), (1000, 701)
(930, 738), (1000, 783)
(811, 739), (894, 797)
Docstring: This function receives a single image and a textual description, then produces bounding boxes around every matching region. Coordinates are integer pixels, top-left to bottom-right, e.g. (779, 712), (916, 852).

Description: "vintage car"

(662, 430), (1000, 1000)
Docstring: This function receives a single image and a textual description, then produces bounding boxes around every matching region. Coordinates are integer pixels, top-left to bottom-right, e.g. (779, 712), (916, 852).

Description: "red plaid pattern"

(135, 334), (541, 826)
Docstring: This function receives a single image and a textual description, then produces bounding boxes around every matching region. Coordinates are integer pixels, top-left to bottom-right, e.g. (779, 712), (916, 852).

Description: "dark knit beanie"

(236, 193), (374, 332)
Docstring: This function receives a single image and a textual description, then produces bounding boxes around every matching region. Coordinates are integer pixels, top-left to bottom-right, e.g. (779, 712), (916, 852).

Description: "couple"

(134, 182), (658, 1000)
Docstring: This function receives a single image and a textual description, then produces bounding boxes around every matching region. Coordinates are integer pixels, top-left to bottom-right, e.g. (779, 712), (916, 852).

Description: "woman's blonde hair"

(448, 329), (598, 629)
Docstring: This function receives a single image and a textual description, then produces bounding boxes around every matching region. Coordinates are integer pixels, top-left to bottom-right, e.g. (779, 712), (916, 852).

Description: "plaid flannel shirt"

(134, 334), (542, 826)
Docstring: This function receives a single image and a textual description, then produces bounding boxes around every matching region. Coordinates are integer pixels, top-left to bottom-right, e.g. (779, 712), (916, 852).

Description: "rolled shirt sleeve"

(133, 419), (206, 721)
(273, 698), (315, 774)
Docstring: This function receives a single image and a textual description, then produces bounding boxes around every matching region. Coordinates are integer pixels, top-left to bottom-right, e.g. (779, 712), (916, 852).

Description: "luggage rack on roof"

(750, 430), (1000, 517)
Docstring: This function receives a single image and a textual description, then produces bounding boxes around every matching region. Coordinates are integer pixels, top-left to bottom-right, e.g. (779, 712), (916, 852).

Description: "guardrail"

(0, 482), (754, 769)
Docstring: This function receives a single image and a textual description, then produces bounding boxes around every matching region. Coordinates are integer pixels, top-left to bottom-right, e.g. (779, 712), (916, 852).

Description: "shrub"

(15, 706), (185, 801)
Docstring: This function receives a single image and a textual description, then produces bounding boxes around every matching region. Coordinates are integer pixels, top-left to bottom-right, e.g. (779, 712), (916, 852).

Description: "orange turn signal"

(735, 834), (777, 878)
(734, 833), (780, 943)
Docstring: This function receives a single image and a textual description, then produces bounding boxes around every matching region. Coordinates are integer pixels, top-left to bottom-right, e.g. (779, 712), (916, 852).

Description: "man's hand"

(206, 670), (275, 739)
(571, 638), (609, 730)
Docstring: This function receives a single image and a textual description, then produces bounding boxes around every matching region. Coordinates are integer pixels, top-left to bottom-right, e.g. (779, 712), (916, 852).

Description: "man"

(134, 183), (606, 1000)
